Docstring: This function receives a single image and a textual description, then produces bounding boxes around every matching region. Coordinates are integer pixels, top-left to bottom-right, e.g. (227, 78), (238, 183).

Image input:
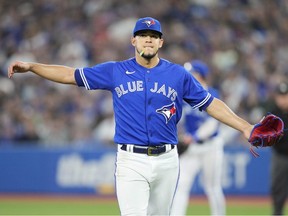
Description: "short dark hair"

(133, 30), (162, 38)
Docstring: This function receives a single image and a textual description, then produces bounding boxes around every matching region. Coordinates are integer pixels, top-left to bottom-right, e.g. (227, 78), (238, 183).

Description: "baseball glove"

(177, 141), (189, 156)
(248, 113), (284, 157)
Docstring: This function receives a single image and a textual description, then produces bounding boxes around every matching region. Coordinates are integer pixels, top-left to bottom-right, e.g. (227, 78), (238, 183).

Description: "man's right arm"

(8, 61), (76, 85)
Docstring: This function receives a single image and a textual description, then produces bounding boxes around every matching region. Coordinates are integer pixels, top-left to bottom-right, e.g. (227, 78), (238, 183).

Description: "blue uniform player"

(8, 17), (254, 215)
(171, 60), (226, 216)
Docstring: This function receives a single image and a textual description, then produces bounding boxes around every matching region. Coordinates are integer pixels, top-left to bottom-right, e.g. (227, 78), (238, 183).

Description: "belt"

(120, 144), (175, 156)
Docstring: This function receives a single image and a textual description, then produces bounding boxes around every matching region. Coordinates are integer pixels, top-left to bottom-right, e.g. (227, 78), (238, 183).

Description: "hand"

(181, 134), (193, 145)
(8, 61), (31, 78)
(177, 134), (194, 156)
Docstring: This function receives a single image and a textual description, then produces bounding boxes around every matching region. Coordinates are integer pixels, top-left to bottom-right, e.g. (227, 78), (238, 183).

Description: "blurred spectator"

(1, 0), (288, 146)
(92, 96), (115, 146)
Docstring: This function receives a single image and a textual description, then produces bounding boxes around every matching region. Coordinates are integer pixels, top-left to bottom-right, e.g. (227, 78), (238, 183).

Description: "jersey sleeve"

(74, 61), (115, 90)
(183, 71), (214, 111)
(209, 87), (220, 99)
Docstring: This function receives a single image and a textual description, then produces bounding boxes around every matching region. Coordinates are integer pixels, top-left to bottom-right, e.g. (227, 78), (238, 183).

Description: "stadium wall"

(0, 144), (271, 196)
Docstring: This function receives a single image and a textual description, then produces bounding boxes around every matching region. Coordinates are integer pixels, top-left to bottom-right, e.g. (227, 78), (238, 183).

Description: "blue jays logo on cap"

(143, 19), (156, 27)
(156, 102), (176, 124)
(133, 17), (162, 37)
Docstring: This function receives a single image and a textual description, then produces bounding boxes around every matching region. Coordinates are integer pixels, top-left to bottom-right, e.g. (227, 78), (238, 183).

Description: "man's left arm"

(205, 98), (253, 140)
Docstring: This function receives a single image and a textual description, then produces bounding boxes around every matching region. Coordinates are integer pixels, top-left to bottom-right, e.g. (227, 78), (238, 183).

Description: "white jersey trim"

(192, 93), (211, 110)
(79, 68), (90, 90)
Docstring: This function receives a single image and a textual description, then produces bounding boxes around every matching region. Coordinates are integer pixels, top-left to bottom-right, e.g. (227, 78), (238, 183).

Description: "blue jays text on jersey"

(115, 81), (178, 101)
(74, 57), (214, 146)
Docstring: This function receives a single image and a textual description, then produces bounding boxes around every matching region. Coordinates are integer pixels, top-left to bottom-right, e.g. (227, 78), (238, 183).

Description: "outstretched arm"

(206, 98), (253, 140)
(8, 61), (77, 85)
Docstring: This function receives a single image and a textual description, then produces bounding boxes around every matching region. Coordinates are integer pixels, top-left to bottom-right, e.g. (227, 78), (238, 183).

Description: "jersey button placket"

(146, 70), (153, 141)
(147, 71), (151, 82)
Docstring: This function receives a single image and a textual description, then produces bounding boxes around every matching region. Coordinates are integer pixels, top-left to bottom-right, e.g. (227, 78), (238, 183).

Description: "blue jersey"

(74, 57), (214, 146)
(183, 87), (220, 142)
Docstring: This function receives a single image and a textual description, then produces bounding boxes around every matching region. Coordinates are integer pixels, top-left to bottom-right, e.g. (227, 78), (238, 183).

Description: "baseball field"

(0, 194), (287, 215)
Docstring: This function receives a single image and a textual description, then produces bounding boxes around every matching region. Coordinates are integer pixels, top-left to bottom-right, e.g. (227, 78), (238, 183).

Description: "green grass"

(0, 200), (120, 215)
(187, 203), (273, 215)
(0, 197), (287, 215)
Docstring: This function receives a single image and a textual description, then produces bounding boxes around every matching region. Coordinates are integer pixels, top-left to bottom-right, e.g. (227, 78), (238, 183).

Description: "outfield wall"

(0, 144), (272, 196)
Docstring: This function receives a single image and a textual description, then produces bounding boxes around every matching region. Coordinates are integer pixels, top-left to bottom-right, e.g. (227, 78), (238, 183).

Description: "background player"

(171, 60), (226, 216)
(8, 17), (256, 215)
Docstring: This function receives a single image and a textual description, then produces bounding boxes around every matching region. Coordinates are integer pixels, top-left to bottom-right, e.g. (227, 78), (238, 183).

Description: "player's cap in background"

(276, 82), (288, 95)
(184, 60), (209, 79)
(133, 17), (162, 37)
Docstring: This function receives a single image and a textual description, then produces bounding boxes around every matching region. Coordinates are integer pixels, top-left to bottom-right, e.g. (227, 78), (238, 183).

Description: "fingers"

(8, 63), (15, 79)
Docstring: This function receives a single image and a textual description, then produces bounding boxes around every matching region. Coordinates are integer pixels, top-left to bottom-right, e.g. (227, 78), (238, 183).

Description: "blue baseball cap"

(184, 60), (209, 78)
(133, 17), (162, 37)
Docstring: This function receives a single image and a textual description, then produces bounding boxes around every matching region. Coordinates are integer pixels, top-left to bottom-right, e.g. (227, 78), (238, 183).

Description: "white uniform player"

(171, 60), (226, 216)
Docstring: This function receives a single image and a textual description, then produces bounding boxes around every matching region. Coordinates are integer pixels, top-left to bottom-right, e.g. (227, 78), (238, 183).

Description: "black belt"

(120, 144), (175, 156)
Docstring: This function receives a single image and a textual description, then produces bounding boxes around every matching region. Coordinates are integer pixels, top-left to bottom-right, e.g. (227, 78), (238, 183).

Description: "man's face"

(131, 31), (163, 59)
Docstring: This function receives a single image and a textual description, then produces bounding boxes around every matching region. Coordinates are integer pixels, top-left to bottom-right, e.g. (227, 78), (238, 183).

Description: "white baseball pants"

(115, 145), (179, 216)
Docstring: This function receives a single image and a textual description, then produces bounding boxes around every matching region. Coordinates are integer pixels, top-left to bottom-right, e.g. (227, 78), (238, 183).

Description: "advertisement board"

(0, 145), (272, 195)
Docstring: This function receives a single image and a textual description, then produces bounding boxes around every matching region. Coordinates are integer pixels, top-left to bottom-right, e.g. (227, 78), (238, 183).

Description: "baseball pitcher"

(8, 17), (283, 216)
